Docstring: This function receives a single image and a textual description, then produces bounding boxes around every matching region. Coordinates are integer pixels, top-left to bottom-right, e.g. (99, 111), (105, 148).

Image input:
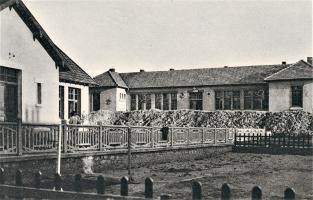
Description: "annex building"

(92, 59), (313, 113)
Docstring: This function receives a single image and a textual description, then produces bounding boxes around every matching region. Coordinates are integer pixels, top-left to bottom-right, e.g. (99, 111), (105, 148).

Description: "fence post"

(151, 127), (154, 148)
(74, 174), (82, 192)
(192, 181), (202, 200)
(15, 170), (22, 186)
(16, 119), (23, 156)
(127, 127), (132, 178)
(34, 171), (42, 189)
(120, 176), (129, 196)
(251, 186), (262, 200)
(221, 183), (232, 200)
(201, 127), (205, 144)
(284, 187), (295, 200)
(0, 168), (4, 184)
(98, 122), (103, 152)
(214, 129), (217, 145)
(170, 127), (174, 146)
(62, 120), (68, 153)
(54, 173), (62, 191)
(145, 177), (153, 199)
(187, 127), (190, 146)
(96, 175), (105, 194)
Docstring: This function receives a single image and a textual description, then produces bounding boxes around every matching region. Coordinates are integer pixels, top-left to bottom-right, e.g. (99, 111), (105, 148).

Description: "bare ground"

(102, 152), (313, 199)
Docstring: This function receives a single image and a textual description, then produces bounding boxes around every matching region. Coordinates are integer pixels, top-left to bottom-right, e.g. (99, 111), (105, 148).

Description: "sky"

(24, 0), (312, 77)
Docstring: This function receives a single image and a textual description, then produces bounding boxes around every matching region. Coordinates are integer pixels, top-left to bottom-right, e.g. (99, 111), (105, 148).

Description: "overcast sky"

(24, 0), (312, 76)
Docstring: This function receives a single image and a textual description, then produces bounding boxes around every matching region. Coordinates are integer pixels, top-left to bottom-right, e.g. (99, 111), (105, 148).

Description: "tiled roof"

(94, 71), (128, 88)
(116, 64), (288, 89)
(57, 46), (97, 86)
(264, 60), (313, 81)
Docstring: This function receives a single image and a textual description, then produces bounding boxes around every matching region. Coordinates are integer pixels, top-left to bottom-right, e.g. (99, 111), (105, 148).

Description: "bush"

(87, 110), (313, 135)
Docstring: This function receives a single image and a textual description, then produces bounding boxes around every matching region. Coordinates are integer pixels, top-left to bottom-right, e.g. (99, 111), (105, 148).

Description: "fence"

(0, 120), (241, 156)
(0, 168), (297, 200)
(234, 131), (313, 154)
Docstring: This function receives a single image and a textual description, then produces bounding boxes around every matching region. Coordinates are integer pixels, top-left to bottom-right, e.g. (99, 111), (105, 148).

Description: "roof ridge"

(107, 71), (118, 87)
(119, 63), (291, 75)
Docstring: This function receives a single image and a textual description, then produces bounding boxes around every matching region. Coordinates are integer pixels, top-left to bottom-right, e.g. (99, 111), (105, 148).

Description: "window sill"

(289, 107), (303, 111)
(35, 104), (42, 108)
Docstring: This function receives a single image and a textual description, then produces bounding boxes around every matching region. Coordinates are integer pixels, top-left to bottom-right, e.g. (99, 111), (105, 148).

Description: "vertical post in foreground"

(284, 187), (295, 200)
(145, 177), (153, 199)
(120, 176), (129, 196)
(192, 181), (202, 200)
(127, 127), (132, 178)
(56, 123), (62, 174)
(251, 186), (262, 200)
(16, 119), (23, 156)
(221, 183), (231, 200)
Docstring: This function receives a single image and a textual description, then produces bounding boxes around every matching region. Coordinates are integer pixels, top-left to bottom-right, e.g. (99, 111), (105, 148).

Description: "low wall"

(0, 145), (231, 183)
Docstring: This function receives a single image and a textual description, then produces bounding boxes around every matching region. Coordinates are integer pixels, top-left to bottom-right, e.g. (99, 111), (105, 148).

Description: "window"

(92, 92), (100, 111)
(59, 86), (64, 119)
(244, 89), (268, 110)
(146, 94), (151, 110)
(68, 87), (81, 117)
(163, 94), (169, 110)
(130, 94), (136, 110)
(0, 66), (18, 122)
(291, 86), (303, 107)
(155, 94), (162, 109)
(138, 94), (145, 110)
(171, 93), (177, 110)
(215, 90), (241, 110)
(189, 92), (203, 110)
(37, 83), (42, 104)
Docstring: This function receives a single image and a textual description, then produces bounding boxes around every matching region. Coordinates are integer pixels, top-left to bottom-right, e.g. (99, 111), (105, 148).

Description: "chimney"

(140, 69), (145, 72)
(307, 57), (312, 65)
(109, 68), (115, 72)
(282, 61), (287, 65)
(169, 68), (174, 71)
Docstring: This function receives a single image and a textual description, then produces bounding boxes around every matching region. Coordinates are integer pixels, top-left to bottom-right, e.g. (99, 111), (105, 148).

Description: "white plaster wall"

(0, 8), (59, 123)
(303, 81), (313, 113)
(100, 88), (117, 111)
(59, 82), (90, 120)
(116, 87), (127, 111)
(269, 80), (313, 113)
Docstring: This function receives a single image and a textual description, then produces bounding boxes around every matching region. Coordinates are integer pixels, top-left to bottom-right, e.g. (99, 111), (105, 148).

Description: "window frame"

(291, 85), (303, 107)
(68, 87), (81, 117)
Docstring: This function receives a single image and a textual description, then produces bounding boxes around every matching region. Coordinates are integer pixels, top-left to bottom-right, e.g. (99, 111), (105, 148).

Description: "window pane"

(146, 94), (151, 110)
(233, 91), (241, 109)
(171, 93), (177, 110)
(291, 86), (303, 107)
(59, 86), (64, 119)
(215, 91), (223, 110)
(224, 91), (232, 110)
(189, 92), (203, 110)
(155, 94), (162, 109)
(163, 93), (169, 110)
(37, 83), (42, 104)
(138, 94), (144, 110)
(244, 90), (253, 109)
(253, 90), (264, 110)
(130, 94), (136, 110)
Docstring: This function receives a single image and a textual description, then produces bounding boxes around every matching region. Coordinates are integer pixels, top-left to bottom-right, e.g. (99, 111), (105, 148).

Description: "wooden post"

(243, 133), (245, 147)
(214, 129), (217, 145)
(201, 127), (205, 144)
(284, 187), (295, 200)
(120, 176), (129, 196)
(15, 170), (22, 186)
(62, 120), (67, 153)
(192, 181), (202, 200)
(98, 122), (103, 151)
(34, 171), (42, 189)
(74, 174), (82, 192)
(127, 127), (132, 178)
(150, 127), (154, 148)
(0, 168), (4, 184)
(251, 186), (262, 200)
(221, 183), (231, 200)
(170, 127), (174, 146)
(187, 127), (190, 146)
(56, 123), (63, 174)
(54, 173), (62, 191)
(16, 119), (23, 156)
(96, 175), (105, 194)
(145, 177), (154, 198)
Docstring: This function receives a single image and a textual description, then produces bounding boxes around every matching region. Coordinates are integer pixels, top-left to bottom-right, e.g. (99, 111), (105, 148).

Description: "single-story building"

(92, 59), (313, 113)
(0, 0), (96, 123)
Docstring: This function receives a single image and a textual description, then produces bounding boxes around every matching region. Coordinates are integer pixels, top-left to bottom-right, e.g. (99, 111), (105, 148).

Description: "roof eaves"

(107, 71), (119, 87)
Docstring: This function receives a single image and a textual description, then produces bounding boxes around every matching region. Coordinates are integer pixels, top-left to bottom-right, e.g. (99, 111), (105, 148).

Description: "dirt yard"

(101, 152), (313, 199)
